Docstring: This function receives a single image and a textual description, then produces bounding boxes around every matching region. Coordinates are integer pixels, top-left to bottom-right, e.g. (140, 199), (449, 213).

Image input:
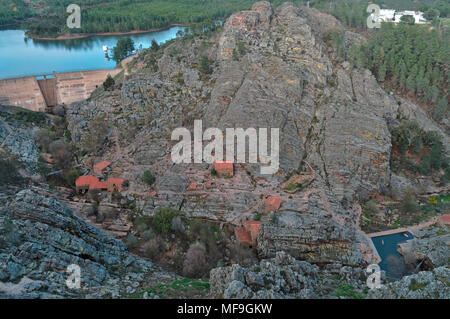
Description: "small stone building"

(214, 161), (234, 177)
(106, 178), (128, 192)
(235, 221), (261, 247)
(93, 161), (111, 176)
(76, 176), (106, 193)
(265, 196), (282, 212)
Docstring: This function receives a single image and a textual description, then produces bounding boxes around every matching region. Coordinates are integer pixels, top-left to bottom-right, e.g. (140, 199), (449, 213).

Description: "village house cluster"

(75, 161), (128, 193)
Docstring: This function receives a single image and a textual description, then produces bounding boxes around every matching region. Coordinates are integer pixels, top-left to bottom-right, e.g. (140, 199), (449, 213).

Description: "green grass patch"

(130, 278), (210, 298)
(334, 284), (365, 299)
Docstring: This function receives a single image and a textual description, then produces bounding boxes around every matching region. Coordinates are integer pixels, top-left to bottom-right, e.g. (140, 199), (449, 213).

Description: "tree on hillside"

(103, 75), (115, 91)
(424, 8), (440, 21)
(151, 39), (159, 51)
(112, 37), (135, 62)
(433, 97), (448, 121)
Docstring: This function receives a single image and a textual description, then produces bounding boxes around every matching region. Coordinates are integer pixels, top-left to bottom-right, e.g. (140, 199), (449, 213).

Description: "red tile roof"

(214, 161), (233, 170)
(235, 227), (253, 246)
(106, 178), (126, 185)
(214, 161), (234, 176)
(187, 183), (197, 191)
(76, 175), (99, 187)
(94, 161), (111, 174)
(244, 221), (261, 242)
(265, 196), (282, 212)
(90, 181), (107, 190)
(439, 215), (450, 225)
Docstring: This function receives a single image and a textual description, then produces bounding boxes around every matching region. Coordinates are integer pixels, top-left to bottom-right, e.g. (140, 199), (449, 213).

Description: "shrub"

(183, 242), (208, 278)
(81, 116), (108, 154)
(142, 170), (156, 185)
(171, 216), (185, 234)
(141, 230), (153, 241)
(363, 200), (379, 215)
(152, 208), (179, 234)
(64, 169), (80, 186)
(400, 191), (420, 213)
(133, 216), (151, 234)
(103, 75), (115, 91)
(37, 154), (50, 178)
(35, 128), (56, 153)
(151, 39), (159, 51)
(14, 110), (47, 125)
(125, 234), (139, 249)
(433, 97), (448, 122)
(237, 41), (246, 55)
(49, 139), (73, 170)
(143, 236), (166, 259)
(199, 56), (212, 74)
(0, 152), (21, 185)
(390, 121), (448, 175)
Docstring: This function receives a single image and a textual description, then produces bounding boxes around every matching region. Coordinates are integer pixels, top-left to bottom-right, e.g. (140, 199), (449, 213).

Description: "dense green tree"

(199, 55), (212, 74)
(400, 15), (415, 25)
(112, 37), (135, 62)
(103, 74), (115, 91)
(349, 22), (448, 113)
(424, 8), (440, 21)
(151, 39), (160, 51)
(433, 97), (448, 122)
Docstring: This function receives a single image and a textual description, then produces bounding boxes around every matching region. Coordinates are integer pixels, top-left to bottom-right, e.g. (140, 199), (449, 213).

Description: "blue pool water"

(371, 231), (414, 280)
(0, 27), (183, 79)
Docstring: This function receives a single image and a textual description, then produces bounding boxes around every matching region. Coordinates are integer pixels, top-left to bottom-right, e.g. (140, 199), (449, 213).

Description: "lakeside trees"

(2, 0), (262, 37)
(112, 37), (135, 62)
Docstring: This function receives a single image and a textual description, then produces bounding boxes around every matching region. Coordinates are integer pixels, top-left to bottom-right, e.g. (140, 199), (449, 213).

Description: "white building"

(378, 9), (396, 22)
(394, 11), (428, 24)
(372, 9), (428, 25)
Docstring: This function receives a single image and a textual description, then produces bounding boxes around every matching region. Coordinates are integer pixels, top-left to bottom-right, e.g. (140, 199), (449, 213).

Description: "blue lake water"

(371, 231), (414, 280)
(0, 27), (183, 79)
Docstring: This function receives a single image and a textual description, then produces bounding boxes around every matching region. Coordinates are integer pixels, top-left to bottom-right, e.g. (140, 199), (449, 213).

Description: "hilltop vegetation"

(313, 0), (450, 29)
(4, 0), (449, 38)
(349, 23), (449, 120)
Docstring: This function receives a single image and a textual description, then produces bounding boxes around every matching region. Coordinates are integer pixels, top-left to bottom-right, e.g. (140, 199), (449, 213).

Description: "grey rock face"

(210, 252), (319, 299)
(0, 189), (177, 298)
(367, 267), (450, 299)
(0, 116), (40, 172)
(400, 226), (450, 268)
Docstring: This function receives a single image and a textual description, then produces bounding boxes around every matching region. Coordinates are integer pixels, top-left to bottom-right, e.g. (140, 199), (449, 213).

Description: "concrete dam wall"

(0, 69), (121, 112)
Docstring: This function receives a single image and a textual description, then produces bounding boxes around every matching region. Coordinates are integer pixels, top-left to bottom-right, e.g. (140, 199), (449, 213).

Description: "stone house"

(214, 161), (234, 177)
(93, 161), (111, 176)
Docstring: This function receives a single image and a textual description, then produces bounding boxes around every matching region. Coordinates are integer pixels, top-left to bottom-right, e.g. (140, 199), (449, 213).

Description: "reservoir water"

(0, 26), (183, 79)
(371, 231), (414, 280)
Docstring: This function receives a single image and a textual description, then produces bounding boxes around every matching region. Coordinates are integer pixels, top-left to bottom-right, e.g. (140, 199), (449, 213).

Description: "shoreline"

(26, 24), (188, 41)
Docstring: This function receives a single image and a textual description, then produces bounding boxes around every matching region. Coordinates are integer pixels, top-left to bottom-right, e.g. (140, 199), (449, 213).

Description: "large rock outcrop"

(0, 189), (177, 298)
(367, 267), (449, 299)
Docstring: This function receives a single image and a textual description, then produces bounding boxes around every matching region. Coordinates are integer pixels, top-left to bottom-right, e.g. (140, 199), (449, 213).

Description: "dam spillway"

(0, 69), (121, 112)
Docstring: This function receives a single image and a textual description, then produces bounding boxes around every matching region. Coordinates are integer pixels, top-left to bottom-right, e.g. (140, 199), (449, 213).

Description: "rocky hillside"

(0, 2), (448, 299)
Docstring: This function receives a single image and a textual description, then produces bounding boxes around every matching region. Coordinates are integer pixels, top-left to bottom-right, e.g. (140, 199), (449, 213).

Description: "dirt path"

(366, 216), (440, 238)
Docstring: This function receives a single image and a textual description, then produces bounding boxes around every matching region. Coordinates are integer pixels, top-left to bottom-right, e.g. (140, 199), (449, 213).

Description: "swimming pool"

(371, 231), (414, 280)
